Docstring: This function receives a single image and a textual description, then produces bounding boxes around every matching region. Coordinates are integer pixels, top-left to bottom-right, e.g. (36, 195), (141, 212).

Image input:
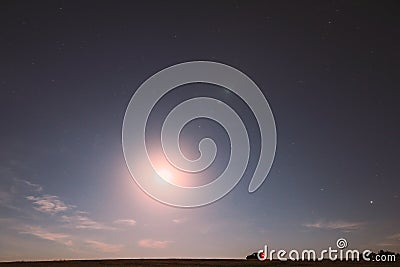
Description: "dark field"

(0, 259), (399, 267)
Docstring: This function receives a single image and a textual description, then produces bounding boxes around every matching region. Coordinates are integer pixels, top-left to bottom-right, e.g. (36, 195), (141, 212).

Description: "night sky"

(1, 0), (399, 261)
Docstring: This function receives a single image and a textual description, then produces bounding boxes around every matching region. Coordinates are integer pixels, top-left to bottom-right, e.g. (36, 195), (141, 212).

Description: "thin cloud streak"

(18, 225), (72, 246)
(113, 219), (136, 226)
(376, 242), (396, 247)
(388, 233), (400, 240)
(172, 218), (187, 224)
(86, 240), (122, 253)
(303, 220), (364, 231)
(138, 239), (172, 249)
(21, 179), (43, 192)
(61, 214), (114, 230)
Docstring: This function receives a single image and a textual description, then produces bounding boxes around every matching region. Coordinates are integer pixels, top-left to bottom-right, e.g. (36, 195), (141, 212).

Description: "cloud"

(387, 233), (400, 240)
(172, 218), (187, 224)
(19, 225), (72, 246)
(61, 214), (113, 230)
(9, 179), (117, 238)
(21, 179), (43, 192)
(113, 219), (136, 226)
(0, 178), (43, 212)
(26, 195), (74, 214)
(376, 242), (396, 247)
(26, 192), (114, 231)
(26, 191), (113, 231)
(86, 240), (122, 253)
(303, 220), (364, 231)
(138, 239), (172, 249)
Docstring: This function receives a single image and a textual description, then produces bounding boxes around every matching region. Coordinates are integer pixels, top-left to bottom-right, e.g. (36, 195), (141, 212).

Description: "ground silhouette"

(1, 259), (400, 267)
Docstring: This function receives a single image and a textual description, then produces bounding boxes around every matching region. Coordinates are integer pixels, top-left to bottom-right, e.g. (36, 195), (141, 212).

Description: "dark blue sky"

(0, 0), (399, 261)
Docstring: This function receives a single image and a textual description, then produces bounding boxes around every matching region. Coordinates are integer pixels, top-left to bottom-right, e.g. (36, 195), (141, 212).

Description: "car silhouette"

(246, 252), (258, 260)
